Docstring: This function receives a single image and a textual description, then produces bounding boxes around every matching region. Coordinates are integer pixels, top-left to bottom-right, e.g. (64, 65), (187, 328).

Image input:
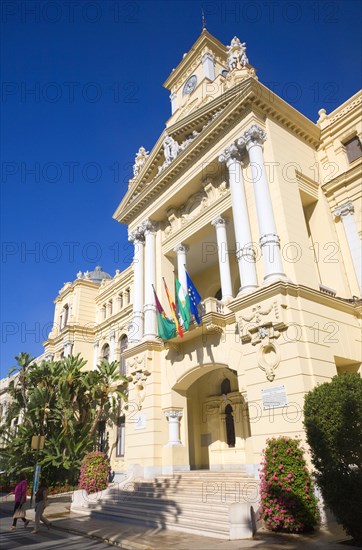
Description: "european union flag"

(186, 271), (201, 324)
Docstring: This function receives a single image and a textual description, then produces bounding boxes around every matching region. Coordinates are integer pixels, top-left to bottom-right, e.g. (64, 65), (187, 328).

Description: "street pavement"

(1, 493), (361, 550)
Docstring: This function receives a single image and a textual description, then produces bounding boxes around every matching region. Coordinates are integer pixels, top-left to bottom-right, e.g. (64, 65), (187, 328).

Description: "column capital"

(174, 243), (189, 254)
(164, 409), (183, 419)
(218, 143), (241, 165)
(334, 201), (354, 219)
(211, 216), (229, 228)
(128, 227), (145, 243)
(141, 219), (158, 235)
(238, 124), (266, 151)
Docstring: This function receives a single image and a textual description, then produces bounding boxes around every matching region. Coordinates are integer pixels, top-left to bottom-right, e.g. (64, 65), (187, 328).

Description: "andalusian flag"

(152, 286), (176, 340)
(176, 278), (191, 331)
(163, 278), (184, 338)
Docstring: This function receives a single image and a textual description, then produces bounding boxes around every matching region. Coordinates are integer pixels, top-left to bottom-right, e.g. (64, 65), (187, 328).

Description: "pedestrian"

(31, 478), (51, 534)
(10, 474), (30, 530)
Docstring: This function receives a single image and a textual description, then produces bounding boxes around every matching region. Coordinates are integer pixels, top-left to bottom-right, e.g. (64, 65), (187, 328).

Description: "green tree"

(1, 353), (128, 485)
(304, 373), (362, 543)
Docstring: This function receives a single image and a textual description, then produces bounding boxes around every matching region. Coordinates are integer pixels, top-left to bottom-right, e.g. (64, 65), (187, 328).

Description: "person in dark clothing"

(31, 478), (51, 534)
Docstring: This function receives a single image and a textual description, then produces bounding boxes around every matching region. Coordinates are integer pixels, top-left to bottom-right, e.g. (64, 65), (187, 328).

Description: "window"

(102, 344), (110, 361)
(118, 293), (123, 310)
(102, 304), (106, 320)
(221, 378), (231, 395)
(344, 136), (362, 164)
(116, 416), (125, 457)
(126, 288), (131, 304)
(225, 404), (236, 448)
(119, 335), (128, 375)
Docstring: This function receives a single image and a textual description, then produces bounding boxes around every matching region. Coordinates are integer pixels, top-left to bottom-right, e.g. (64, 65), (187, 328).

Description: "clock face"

(183, 75), (197, 95)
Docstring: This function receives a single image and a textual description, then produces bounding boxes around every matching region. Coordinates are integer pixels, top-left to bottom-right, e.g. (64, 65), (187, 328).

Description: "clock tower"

(163, 29), (257, 126)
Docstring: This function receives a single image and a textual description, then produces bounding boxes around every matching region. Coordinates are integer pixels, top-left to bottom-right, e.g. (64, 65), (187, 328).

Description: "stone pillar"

(128, 228), (145, 342)
(170, 92), (177, 114)
(93, 341), (99, 369)
(334, 201), (362, 293)
(238, 124), (287, 283)
(142, 219), (157, 339)
(219, 144), (258, 294)
(109, 332), (115, 362)
(202, 51), (215, 80)
(174, 244), (189, 294)
(164, 409), (183, 447)
(211, 216), (233, 302)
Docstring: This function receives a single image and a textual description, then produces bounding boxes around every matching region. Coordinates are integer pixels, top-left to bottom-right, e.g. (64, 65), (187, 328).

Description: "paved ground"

(1, 494), (361, 550)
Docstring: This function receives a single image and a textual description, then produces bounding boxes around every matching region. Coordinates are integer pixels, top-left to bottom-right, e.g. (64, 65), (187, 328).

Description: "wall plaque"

(261, 385), (288, 410)
(134, 413), (146, 430)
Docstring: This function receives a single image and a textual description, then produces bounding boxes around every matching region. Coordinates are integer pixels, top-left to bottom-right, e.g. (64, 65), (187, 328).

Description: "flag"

(163, 278), (183, 338)
(176, 278), (191, 331)
(152, 286), (176, 340)
(186, 271), (202, 324)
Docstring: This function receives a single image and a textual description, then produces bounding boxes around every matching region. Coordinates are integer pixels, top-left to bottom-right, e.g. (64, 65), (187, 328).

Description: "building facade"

(41, 30), (361, 479)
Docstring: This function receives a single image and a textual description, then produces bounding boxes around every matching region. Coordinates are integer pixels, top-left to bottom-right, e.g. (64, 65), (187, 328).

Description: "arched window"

(126, 288), (131, 304)
(118, 293), (123, 310)
(102, 344), (110, 361)
(221, 378), (231, 395)
(102, 304), (106, 320)
(225, 404), (236, 448)
(214, 288), (222, 300)
(109, 300), (113, 316)
(119, 335), (128, 375)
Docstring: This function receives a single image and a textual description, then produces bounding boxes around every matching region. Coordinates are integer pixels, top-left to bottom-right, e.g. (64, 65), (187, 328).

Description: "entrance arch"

(173, 365), (250, 470)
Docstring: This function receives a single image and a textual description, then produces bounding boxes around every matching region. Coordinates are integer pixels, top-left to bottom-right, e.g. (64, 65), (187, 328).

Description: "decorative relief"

(162, 178), (229, 240)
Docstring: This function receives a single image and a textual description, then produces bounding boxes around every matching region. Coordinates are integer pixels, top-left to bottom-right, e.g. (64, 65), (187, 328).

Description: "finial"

(202, 8), (206, 30)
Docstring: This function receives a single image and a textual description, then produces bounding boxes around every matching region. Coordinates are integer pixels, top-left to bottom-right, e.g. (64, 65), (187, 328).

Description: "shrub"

(304, 373), (362, 543)
(78, 451), (109, 494)
(258, 436), (319, 533)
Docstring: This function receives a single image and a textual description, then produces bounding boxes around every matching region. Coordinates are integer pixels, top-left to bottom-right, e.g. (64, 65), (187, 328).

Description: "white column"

(142, 219), (157, 339)
(174, 244), (189, 294)
(170, 92), (177, 114)
(109, 332), (115, 362)
(219, 144), (258, 294)
(238, 125), (287, 283)
(164, 409), (183, 447)
(128, 228), (145, 342)
(93, 341), (99, 369)
(202, 52), (215, 80)
(334, 201), (362, 293)
(211, 216), (233, 302)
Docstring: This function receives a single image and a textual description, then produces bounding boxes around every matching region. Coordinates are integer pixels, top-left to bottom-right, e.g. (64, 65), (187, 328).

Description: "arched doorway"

(184, 367), (250, 470)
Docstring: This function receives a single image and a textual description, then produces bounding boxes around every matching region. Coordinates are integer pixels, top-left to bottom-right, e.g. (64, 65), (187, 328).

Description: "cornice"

(227, 281), (360, 317)
(114, 79), (321, 226)
(122, 339), (164, 358)
(322, 160), (362, 198)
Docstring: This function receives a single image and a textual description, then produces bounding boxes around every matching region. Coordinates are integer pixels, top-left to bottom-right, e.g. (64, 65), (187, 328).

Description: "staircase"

(75, 470), (259, 539)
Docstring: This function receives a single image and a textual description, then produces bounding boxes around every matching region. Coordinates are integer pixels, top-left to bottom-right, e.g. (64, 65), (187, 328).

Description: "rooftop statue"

(162, 132), (180, 164)
(227, 36), (249, 71)
(133, 146), (149, 177)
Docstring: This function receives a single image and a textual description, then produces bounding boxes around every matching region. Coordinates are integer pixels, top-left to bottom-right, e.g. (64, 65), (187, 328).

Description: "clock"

(183, 75), (197, 95)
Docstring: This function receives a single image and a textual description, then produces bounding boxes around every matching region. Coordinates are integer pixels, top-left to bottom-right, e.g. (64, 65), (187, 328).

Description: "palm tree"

(8, 352), (36, 413)
(89, 360), (128, 436)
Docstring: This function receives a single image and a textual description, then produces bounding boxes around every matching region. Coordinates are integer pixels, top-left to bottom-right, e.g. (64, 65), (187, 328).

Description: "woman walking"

(31, 478), (51, 534)
(10, 474), (30, 530)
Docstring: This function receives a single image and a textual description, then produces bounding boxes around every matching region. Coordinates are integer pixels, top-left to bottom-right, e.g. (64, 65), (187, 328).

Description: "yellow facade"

(43, 30), (361, 479)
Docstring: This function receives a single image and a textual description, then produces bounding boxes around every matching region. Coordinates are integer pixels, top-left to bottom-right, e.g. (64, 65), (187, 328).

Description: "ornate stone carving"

(218, 143), (241, 165)
(211, 216), (228, 229)
(227, 37), (249, 71)
(334, 201), (354, 219)
(128, 227), (145, 244)
(238, 301), (287, 343)
(141, 219), (157, 235)
(238, 124), (266, 150)
(133, 146), (149, 177)
(205, 323), (224, 334)
(163, 132), (180, 164)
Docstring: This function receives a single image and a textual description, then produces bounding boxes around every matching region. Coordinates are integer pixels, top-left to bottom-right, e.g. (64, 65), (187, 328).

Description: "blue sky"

(1, 0), (361, 374)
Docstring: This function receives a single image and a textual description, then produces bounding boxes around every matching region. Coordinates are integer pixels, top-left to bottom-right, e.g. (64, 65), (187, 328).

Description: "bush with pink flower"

(258, 436), (319, 533)
(78, 451), (109, 494)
